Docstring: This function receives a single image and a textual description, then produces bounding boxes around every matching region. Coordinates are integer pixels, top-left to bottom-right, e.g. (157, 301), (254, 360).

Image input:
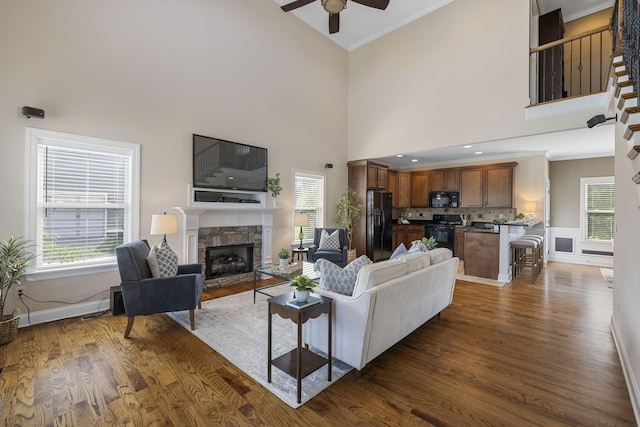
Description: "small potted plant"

(267, 173), (282, 208)
(336, 186), (363, 262)
(278, 248), (290, 267)
(291, 275), (316, 302)
(0, 236), (34, 345)
(421, 236), (438, 250)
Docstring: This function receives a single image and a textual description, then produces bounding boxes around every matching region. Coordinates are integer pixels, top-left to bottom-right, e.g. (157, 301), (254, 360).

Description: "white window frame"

(579, 176), (614, 250)
(292, 169), (326, 245)
(25, 128), (140, 280)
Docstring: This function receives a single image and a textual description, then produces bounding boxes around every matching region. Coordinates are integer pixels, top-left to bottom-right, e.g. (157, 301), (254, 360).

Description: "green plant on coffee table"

(291, 275), (316, 291)
(421, 236), (438, 250)
(278, 248), (290, 260)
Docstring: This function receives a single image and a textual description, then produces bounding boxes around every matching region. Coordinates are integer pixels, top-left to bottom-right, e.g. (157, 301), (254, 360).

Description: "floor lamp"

(294, 213), (310, 249)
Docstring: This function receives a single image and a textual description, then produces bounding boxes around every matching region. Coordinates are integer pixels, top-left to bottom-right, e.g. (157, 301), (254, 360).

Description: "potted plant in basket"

(278, 248), (291, 267)
(336, 186), (363, 263)
(0, 236), (34, 345)
(267, 173), (282, 208)
(290, 275), (316, 302)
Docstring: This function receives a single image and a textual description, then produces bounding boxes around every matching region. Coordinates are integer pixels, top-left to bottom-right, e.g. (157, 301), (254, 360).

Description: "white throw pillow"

(407, 240), (428, 254)
(147, 241), (179, 278)
(318, 229), (341, 250)
(389, 243), (408, 260)
(317, 255), (372, 295)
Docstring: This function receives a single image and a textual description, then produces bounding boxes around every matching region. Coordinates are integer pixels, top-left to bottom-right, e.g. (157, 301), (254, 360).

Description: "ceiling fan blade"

(281, 0), (316, 12)
(351, 0), (390, 10)
(329, 12), (340, 34)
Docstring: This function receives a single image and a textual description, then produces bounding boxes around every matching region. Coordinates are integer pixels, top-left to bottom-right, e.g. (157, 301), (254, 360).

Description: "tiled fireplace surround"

(174, 206), (275, 287)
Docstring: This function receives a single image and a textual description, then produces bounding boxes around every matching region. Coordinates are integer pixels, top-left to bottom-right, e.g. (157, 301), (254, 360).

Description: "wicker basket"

(0, 308), (20, 345)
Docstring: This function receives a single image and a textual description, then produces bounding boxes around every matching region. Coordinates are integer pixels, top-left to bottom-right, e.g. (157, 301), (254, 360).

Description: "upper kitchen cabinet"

(388, 170), (398, 208)
(431, 169), (459, 192)
(459, 167), (485, 207)
(484, 163), (515, 208)
(397, 172), (412, 208)
(367, 162), (388, 190)
(410, 171), (430, 208)
(459, 163), (516, 208)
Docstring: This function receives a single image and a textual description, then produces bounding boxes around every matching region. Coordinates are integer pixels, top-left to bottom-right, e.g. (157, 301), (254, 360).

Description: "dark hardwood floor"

(0, 262), (635, 426)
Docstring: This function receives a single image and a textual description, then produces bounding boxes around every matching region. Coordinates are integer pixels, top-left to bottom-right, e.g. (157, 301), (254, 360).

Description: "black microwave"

(429, 191), (459, 208)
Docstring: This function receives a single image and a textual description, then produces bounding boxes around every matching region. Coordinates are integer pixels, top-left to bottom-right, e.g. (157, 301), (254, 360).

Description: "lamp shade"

(524, 202), (536, 213)
(150, 214), (178, 235)
(294, 213), (310, 227)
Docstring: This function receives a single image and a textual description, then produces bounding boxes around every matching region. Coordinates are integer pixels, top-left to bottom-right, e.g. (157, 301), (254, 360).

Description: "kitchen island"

(464, 229), (500, 279)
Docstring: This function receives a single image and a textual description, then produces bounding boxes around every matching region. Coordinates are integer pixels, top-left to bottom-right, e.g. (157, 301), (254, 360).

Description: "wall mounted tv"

(193, 134), (268, 192)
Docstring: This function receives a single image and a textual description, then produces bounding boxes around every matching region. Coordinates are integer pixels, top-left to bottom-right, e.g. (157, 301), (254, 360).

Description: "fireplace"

(205, 243), (254, 279)
(198, 225), (262, 287)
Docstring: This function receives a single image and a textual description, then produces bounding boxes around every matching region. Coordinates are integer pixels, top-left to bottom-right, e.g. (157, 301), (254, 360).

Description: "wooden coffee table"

(267, 292), (332, 404)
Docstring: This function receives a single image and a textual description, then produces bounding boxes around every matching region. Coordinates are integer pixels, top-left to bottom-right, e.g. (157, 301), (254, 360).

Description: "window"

(292, 171), (325, 243)
(580, 176), (614, 242)
(26, 128), (140, 277)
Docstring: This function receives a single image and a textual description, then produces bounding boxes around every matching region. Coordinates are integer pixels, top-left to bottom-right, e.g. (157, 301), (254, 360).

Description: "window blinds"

(585, 182), (614, 241)
(294, 173), (324, 241)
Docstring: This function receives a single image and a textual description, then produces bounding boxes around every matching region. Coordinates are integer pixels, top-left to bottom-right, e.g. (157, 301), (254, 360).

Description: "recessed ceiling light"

(395, 154), (404, 158)
(474, 151), (483, 155)
(411, 159), (418, 162)
(464, 145), (472, 148)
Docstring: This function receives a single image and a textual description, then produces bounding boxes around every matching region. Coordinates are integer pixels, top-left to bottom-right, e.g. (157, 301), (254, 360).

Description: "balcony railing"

(530, 25), (612, 105)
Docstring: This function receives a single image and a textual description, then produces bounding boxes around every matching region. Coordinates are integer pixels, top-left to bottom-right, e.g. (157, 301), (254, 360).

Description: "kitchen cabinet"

(459, 167), (484, 207)
(392, 224), (425, 249)
(388, 170), (398, 208)
(464, 230), (499, 279)
(454, 226), (469, 260)
(410, 171), (430, 207)
(397, 172), (411, 208)
(367, 163), (388, 190)
(484, 164), (515, 208)
(431, 169), (459, 192)
(459, 163), (516, 208)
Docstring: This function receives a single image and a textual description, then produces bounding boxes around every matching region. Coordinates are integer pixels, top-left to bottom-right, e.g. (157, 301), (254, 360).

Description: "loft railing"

(612, 0), (640, 105)
(530, 25), (612, 105)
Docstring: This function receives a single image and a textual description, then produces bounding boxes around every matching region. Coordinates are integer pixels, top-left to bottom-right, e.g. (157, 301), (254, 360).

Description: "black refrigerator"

(366, 190), (393, 262)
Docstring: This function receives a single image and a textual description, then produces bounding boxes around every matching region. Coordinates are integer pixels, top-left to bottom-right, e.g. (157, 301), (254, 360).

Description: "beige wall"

(548, 157), (614, 227)
(346, 0), (603, 162)
(0, 0), (348, 315)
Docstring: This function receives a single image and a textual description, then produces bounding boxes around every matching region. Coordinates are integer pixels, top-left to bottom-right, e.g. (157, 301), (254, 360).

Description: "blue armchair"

(115, 240), (203, 338)
(308, 227), (349, 267)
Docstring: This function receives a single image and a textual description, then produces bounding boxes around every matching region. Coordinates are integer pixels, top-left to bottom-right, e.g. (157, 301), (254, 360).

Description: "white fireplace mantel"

(174, 206), (276, 268)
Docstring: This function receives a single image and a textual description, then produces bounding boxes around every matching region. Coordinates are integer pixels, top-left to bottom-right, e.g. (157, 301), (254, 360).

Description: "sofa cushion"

(403, 252), (431, 273)
(428, 248), (453, 264)
(147, 241), (179, 278)
(407, 240), (428, 253)
(317, 255), (372, 295)
(389, 243), (407, 260)
(352, 259), (409, 297)
(318, 229), (341, 250)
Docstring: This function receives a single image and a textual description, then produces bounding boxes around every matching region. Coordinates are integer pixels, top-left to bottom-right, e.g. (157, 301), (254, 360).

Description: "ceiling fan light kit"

(281, 0), (389, 34)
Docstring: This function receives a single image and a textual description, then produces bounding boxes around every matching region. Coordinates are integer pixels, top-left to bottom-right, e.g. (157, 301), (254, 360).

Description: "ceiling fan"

(281, 0), (390, 34)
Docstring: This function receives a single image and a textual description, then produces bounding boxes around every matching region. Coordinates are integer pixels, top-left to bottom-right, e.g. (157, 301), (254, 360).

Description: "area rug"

(600, 267), (614, 288)
(167, 284), (352, 408)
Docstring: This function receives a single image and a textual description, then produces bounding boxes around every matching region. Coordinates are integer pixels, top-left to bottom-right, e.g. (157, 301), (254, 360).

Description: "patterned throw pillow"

(389, 243), (408, 260)
(407, 240), (428, 254)
(317, 255), (372, 296)
(318, 229), (341, 250)
(147, 241), (179, 278)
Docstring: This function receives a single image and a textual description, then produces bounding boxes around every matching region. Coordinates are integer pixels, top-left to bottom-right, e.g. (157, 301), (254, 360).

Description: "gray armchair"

(115, 240), (203, 338)
(308, 227), (349, 267)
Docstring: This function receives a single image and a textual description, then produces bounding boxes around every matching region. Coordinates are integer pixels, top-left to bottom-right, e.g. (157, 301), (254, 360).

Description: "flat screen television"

(193, 134), (268, 192)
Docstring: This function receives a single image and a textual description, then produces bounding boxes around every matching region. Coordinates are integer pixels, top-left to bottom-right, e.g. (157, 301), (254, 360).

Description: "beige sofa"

(304, 248), (459, 370)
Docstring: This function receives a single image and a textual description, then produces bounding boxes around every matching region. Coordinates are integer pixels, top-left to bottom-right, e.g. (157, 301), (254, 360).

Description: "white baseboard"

(610, 315), (640, 423)
(17, 297), (112, 327)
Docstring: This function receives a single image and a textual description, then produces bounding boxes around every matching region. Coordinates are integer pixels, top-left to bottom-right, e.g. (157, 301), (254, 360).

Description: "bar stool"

(510, 238), (539, 283)
(519, 235), (544, 273)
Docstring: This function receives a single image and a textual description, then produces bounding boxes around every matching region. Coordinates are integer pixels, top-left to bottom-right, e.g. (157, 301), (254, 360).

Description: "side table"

(291, 247), (308, 262)
(267, 292), (332, 403)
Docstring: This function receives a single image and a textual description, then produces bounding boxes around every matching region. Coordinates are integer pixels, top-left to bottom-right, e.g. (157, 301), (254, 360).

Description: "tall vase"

(272, 197), (278, 208)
